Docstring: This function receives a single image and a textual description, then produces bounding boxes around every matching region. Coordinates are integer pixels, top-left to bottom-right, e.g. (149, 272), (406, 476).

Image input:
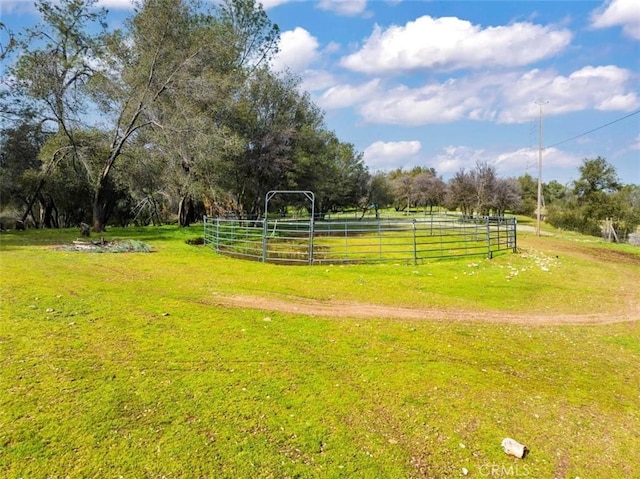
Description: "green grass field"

(1, 225), (639, 478)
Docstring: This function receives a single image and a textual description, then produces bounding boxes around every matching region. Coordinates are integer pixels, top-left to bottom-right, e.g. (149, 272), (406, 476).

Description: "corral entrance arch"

(263, 190), (315, 264)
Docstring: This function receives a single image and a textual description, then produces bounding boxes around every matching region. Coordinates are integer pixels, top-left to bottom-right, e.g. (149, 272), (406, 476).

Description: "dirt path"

(211, 293), (639, 326)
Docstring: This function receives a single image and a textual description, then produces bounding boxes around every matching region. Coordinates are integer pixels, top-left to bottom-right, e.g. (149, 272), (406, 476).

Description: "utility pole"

(535, 99), (548, 237)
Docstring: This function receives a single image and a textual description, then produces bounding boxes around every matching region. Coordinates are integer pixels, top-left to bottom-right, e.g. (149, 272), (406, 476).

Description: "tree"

(516, 173), (537, 216)
(546, 157), (638, 239)
(4, 0), (369, 230)
(290, 128), (367, 219)
(0, 21), (17, 62)
(610, 185), (640, 238)
(470, 160), (497, 215)
(219, 70), (311, 217)
(446, 162), (500, 217)
(413, 171), (446, 214)
(113, 135), (169, 226)
(81, 0), (209, 230)
(132, 0), (281, 225)
(8, 0), (107, 226)
(10, 0), (107, 137)
(0, 120), (50, 224)
(363, 172), (394, 218)
(544, 180), (568, 205)
(573, 157), (621, 234)
(33, 130), (109, 227)
(1, 23), (24, 124)
(318, 139), (368, 217)
(573, 156), (620, 200)
(492, 178), (522, 216)
(287, 109), (369, 219)
(218, 0), (279, 71)
(446, 169), (475, 217)
(390, 170), (414, 212)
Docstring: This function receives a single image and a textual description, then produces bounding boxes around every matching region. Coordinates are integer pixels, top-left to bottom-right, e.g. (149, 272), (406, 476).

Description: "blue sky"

(3, 0), (639, 185)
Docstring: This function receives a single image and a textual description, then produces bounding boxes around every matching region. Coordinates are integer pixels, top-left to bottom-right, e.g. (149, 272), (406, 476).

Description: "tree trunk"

(21, 178), (45, 226)
(93, 182), (109, 232)
(41, 195), (58, 228)
(178, 194), (193, 227)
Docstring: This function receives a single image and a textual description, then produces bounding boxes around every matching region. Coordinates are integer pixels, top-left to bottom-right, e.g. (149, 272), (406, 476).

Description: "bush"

(546, 205), (601, 237)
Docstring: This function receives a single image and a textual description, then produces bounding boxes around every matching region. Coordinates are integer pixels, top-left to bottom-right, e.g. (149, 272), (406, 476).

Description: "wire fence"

(203, 215), (517, 265)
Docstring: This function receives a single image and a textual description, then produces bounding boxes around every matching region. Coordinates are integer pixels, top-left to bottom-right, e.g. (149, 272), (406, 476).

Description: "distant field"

(1, 225), (638, 478)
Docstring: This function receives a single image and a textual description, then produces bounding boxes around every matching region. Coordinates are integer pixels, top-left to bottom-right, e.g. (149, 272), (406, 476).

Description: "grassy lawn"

(1, 225), (639, 478)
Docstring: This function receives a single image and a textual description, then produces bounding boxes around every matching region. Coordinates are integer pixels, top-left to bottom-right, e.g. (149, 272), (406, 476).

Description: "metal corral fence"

(203, 215), (517, 265)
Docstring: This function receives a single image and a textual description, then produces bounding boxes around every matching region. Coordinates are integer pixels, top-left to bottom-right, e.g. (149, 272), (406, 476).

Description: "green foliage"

(446, 168), (476, 216)
(544, 179), (568, 205)
(366, 172), (395, 214)
(11, 0), (107, 131)
(0, 120), (50, 212)
(603, 185), (640, 237)
(574, 156), (620, 198)
(515, 173), (536, 216)
(546, 203), (589, 233)
(218, 0), (280, 70)
(546, 158), (639, 239)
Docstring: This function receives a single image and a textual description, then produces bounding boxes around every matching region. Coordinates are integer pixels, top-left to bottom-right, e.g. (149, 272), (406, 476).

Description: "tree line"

(1, 0), (638, 241)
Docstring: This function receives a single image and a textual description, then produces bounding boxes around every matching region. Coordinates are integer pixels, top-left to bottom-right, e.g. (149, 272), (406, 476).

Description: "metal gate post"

(262, 217), (269, 263)
(412, 219), (417, 265)
(309, 197), (315, 265)
(203, 215), (208, 248)
(486, 218), (492, 259)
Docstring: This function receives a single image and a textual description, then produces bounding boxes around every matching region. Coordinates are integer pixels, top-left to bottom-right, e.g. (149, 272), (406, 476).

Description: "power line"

(546, 109), (640, 150)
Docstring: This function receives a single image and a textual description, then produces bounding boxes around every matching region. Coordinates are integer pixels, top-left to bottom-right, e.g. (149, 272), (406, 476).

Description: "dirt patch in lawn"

(210, 293), (639, 326)
(523, 236), (640, 266)
(57, 239), (151, 253)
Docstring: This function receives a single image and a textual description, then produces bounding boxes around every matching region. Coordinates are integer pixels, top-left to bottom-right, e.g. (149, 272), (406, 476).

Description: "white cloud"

(542, 147), (583, 169)
(340, 16), (572, 74)
(353, 65), (638, 126)
(496, 147), (581, 173)
(270, 28), (340, 93)
(597, 93), (639, 110)
(271, 27), (320, 73)
(323, 41), (341, 55)
(591, 0), (640, 39)
(358, 78), (495, 125)
(1, 0), (36, 14)
(361, 141), (584, 178)
(363, 140), (421, 169)
(96, 0), (134, 9)
(420, 145), (579, 178)
(318, 0), (368, 16)
(429, 146), (488, 175)
(260, 0), (299, 9)
(300, 69), (337, 92)
(317, 79), (380, 109)
(4, 0), (140, 12)
(500, 65), (639, 122)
